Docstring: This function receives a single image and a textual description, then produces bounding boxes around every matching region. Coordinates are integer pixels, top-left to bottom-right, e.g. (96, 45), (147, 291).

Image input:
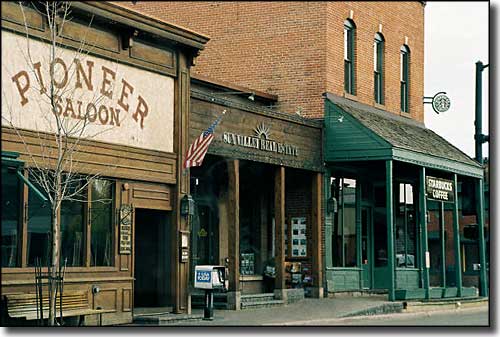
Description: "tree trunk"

(48, 200), (60, 326)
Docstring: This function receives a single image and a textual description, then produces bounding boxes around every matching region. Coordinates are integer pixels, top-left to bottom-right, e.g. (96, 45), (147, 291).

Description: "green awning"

(324, 93), (483, 178)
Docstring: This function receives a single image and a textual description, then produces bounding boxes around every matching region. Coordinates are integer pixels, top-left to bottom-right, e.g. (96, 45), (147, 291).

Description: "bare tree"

(2, 1), (119, 326)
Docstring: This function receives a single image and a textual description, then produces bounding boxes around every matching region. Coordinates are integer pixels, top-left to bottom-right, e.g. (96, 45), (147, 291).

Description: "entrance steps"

(240, 293), (284, 310)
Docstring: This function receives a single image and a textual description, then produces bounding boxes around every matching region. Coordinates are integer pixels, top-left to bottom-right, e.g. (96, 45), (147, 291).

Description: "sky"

(424, 1), (490, 159)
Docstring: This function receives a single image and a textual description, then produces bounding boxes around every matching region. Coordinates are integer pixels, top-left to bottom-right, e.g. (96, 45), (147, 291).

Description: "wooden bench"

(3, 291), (113, 326)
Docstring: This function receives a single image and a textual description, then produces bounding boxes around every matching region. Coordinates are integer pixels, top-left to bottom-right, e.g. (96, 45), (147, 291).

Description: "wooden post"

(227, 159), (240, 309)
(476, 178), (488, 297)
(172, 55), (191, 314)
(420, 167), (430, 299)
(440, 202), (446, 287)
(386, 160), (395, 301)
(324, 170), (333, 270)
(452, 174), (463, 296)
(355, 181), (362, 288)
(311, 172), (323, 297)
(274, 166), (286, 293)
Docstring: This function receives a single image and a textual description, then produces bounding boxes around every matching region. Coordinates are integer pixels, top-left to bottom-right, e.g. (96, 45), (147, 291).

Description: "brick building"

(122, 1), (487, 302)
(119, 1), (424, 121)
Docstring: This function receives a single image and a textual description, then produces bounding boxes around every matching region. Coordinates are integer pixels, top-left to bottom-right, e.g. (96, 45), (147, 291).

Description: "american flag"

(183, 111), (225, 169)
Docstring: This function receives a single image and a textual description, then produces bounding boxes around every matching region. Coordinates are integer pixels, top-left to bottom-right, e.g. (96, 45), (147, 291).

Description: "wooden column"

(420, 167), (430, 299)
(227, 159), (240, 297)
(275, 166), (286, 291)
(324, 170), (333, 270)
(311, 172), (323, 297)
(452, 174), (463, 296)
(440, 202), (446, 287)
(355, 181), (362, 288)
(476, 178), (488, 297)
(385, 160), (395, 301)
(172, 53), (191, 314)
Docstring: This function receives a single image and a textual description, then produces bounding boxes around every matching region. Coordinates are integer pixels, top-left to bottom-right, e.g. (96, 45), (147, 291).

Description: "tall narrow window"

(27, 178), (51, 267)
(395, 183), (416, 268)
(331, 177), (357, 267)
(374, 33), (385, 104)
(90, 179), (114, 267)
(344, 19), (356, 95)
(1, 167), (21, 267)
(60, 179), (86, 267)
(400, 45), (410, 113)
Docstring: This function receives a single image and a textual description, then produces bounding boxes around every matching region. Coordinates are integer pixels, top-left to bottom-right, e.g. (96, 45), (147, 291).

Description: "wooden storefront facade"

(1, 2), (208, 325)
(188, 77), (324, 309)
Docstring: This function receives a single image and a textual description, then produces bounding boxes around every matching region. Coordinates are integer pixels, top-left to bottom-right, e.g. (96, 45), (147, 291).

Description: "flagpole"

(182, 109), (226, 175)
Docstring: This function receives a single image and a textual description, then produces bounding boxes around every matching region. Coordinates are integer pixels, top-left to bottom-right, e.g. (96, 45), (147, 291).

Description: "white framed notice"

(291, 217), (307, 257)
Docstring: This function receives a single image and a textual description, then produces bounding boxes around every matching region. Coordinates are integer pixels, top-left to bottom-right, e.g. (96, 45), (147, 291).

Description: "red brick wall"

(326, 2), (425, 121)
(119, 1), (424, 120)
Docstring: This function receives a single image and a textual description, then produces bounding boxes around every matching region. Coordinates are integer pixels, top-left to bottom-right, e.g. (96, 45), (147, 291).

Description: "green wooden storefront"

(323, 93), (487, 300)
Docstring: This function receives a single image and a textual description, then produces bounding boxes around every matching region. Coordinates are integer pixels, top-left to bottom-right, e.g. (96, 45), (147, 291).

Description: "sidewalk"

(129, 295), (489, 326)
(132, 295), (402, 326)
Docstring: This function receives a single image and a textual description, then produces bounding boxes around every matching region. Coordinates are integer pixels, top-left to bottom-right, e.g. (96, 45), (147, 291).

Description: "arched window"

(374, 33), (385, 104)
(344, 19), (356, 95)
(400, 45), (410, 113)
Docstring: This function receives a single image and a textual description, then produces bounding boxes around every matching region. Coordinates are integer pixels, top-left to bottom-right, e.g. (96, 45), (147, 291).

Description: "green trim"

(324, 99), (483, 179)
(326, 267), (362, 271)
(1, 151), (23, 168)
(386, 160), (395, 301)
(16, 171), (48, 203)
(440, 202), (446, 287)
(420, 167), (430, 299)
(1, 151), (49, 204)
(452, 174), (463, 296)
(476, 179), (488, 296)
(392, 148), (483, 179)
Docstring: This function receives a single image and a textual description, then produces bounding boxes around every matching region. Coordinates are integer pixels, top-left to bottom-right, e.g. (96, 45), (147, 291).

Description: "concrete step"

(240, 293), (275, 303)
(241, 299), (284, 310)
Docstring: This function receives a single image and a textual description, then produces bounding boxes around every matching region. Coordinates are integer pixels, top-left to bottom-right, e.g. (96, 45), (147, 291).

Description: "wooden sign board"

(119, 205), (133, 254)
(426, 176), (454, 203)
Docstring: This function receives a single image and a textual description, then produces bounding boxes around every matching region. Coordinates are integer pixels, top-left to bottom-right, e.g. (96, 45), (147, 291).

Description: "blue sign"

(196, 270), (211, 283)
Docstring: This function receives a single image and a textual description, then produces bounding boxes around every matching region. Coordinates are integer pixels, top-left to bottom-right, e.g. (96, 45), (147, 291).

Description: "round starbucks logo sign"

(432, 93), (451, 113)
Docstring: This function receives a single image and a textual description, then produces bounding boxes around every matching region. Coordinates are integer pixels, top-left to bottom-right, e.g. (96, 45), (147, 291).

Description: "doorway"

(361, 207), (373, 289)
(134, 209), (171, 308)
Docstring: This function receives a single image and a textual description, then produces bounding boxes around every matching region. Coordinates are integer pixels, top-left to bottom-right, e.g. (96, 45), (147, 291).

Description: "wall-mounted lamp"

(180, 194), (195, 217)
(327, 196), (338, 214)
(92, 285), (100, 294)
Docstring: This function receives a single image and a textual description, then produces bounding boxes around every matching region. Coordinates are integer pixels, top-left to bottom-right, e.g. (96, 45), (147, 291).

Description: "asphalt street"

(280, 307), (489, 326)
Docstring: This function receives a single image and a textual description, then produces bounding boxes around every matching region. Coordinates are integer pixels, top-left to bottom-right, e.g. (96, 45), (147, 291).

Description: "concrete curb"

(339, 302), (404, 318)
(134, 313), (204, 325)
(403, 297), (488, 313)
(265, 305), (488, 326)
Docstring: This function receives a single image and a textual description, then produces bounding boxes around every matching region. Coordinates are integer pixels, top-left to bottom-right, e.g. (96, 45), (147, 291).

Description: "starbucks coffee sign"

(222, 122), (298, 156)
(426, 176), (455, 203)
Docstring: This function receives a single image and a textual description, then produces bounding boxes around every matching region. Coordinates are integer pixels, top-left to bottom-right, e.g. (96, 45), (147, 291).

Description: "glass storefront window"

(2, 167), (21, 267)
(395, 183), (416, 268)
(60, 181), (86, 267)
(90, 179), (114, 266)
(27, 180), (51, 267)
(332, 177), (357, 267)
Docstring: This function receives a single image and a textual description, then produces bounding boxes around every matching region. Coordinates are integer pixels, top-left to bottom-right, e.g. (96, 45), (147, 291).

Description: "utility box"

(194, 265), (228, 291)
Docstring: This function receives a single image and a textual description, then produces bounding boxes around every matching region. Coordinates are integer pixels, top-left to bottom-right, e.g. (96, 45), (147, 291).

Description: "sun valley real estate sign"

(1, 31), (174, 153)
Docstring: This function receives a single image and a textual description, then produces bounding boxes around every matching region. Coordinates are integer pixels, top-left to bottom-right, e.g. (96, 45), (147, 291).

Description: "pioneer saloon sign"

(426, 176), (455, 203)
(1, 31), (174, 152)
(222, 122), (298, 156)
